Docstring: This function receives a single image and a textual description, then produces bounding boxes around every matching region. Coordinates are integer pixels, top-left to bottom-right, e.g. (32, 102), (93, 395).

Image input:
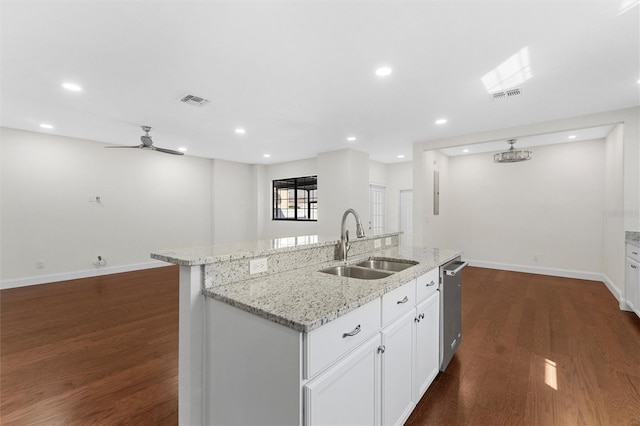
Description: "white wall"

(212, 159), (257, 244)
(444, 140), (605, 274)
(603, 124), (625, 297)
(1, 127), (213, 284)
(316, 149), (370, 237)
(384, 162), (412, 233)
(421, 150), (450, 248)
(413, 106), (639, 294)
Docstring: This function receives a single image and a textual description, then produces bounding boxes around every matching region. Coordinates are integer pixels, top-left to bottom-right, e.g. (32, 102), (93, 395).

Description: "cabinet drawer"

(416, 268), (439, 302)
(382, 280), (416, 326)
(304, 298), (381, 379)
(627, 244), (640, 262)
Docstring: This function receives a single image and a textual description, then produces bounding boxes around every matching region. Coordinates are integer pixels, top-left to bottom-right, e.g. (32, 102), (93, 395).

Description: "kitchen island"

(152, 233), (462, 425)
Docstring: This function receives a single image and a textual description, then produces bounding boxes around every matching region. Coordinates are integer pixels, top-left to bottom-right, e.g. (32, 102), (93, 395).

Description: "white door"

(380, 310), (415, 426)
(304, 335), (382, 426)
(370, 185), (386, 235)
(399, 190), (413, 246)
(414, 292), (440, 402)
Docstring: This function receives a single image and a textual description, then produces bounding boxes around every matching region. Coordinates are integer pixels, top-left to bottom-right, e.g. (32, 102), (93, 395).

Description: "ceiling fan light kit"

(493, 139), (531, 163)
(104, 126), (184, 155)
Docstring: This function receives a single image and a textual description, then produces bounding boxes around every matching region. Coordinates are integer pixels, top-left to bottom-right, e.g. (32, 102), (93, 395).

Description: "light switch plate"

(385, 237), (392, 246)
(374, 239), (381, 249)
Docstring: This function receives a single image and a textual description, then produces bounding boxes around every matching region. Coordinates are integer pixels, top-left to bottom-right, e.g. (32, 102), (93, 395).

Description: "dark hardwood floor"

(1, 266), (639, 425)
(0, 267), (179, 425)
(407, 267), (640, 426)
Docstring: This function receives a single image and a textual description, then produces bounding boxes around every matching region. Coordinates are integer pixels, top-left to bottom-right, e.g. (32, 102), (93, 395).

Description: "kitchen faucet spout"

(338, 208), (365, 262)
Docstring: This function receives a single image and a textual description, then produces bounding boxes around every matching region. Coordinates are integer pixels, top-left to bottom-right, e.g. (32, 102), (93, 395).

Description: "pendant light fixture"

(493, 139), (531, 163)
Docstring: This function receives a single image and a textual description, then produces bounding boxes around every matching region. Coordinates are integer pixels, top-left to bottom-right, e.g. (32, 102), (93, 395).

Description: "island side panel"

(179, 265), (206, 425)
(206, 298), (303, 426)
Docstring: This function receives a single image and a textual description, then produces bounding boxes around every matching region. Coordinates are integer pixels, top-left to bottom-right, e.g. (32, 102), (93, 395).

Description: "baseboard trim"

(0, 261), (172, 290)
(467, 259), (624, 304)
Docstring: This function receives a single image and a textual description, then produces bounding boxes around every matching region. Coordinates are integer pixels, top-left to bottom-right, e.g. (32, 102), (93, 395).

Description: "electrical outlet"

(374, 239), (381, 249)
(385, 237), (392, 246)
(36, 260), (45, 269)
(250, 258), (268, 274)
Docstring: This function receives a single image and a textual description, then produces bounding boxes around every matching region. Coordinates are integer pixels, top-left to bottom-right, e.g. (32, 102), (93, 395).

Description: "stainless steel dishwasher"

(439, 258), (468, 371)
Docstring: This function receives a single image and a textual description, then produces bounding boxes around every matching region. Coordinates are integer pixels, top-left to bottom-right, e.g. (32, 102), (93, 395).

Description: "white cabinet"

(626, 246), (640, 317)
(413, 291), (440, 401)
(304, 334), (381, 426)
(205, 268), (444, 426)
(380, 309), (415, 426)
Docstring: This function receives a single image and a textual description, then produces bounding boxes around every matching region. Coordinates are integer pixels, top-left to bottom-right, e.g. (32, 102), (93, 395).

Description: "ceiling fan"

(105, 126), (184, 155)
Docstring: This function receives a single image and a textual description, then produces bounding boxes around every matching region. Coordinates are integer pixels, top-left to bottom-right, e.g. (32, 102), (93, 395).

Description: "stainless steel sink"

(355, 258), (418, 272)
(320, 265), (392, 280)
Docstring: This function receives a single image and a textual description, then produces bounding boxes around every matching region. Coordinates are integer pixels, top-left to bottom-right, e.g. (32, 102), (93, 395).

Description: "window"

(273, 175), (317, 221)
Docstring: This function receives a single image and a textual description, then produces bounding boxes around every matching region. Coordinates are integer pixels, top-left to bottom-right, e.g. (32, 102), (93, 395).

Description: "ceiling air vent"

(179, 94), (210, 107)
(490, 88), (522, 101)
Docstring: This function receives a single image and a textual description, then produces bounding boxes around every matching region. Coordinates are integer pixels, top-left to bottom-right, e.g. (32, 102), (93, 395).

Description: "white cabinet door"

(414, 291), (440, 401)
(627, 257), (640, 317)
(380, 309), (415, 426)
(304, 335), (381, 426)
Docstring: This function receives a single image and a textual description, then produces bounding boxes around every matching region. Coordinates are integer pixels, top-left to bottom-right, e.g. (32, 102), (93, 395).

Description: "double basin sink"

(320, 258), (418, 280)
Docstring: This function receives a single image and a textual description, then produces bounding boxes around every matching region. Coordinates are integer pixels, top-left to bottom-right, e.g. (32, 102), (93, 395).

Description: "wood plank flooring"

(1, 266), (639, 425)
(406, 267), (640, 426)
(0, 267), (179, 425)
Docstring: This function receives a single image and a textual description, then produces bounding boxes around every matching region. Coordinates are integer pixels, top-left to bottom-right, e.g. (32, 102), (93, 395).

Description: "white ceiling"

(439, 124), (615, 157)
(1, 1), (638, 164)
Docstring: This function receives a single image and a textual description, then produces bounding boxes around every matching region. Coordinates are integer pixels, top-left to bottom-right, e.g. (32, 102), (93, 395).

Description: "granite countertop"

(626, 231), (640, 247)
(151, 232), (402, 266)
(203, 246), (462, 333)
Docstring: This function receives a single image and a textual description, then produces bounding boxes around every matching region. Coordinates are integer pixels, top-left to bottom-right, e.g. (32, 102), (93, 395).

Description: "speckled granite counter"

(203, 246), (461, 332)
(626, 231), (640, 247)
(151, 232), (402, 265)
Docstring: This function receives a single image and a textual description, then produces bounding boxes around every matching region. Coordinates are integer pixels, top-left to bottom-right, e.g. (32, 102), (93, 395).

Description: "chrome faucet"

(338, 208), (366, 262)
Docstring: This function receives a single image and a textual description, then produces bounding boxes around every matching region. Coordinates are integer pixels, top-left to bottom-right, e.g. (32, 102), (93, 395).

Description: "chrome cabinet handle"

(397, 296), (409, 304)
(342, 324), (361, 338)
(426, 280), (436, 287)
(414, 317), (420, 323)
(415, 313), (425, 322)
(420, 313), (425, 320)
(633, 251), (638, 255)
(632, 265), (637, 269)
(377, 345), (386, 354)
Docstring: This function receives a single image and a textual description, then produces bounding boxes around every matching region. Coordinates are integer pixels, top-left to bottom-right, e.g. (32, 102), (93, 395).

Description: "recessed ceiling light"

(435, 118), (448, 125)
(235, 128), (246, 134)
(375, 67), (392, 77)
(178, 147), (187, 152)
(39, 123), (54, 129)
(568, 135), (576, 139)
(462, 149), (469, 153)
(263, 154), (271, 158)
(347, 136), (357, 142)
(397, 154), (405, 159)
(62, 82), (82, 92)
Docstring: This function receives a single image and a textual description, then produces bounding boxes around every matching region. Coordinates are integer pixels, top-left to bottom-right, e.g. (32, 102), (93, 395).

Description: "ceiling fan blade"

(153, 146), (185, 155)
(105, 144), (143, 149)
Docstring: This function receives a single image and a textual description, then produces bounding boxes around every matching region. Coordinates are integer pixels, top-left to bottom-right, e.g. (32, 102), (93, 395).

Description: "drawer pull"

(632, 265), (637, 269)
(633, 252), (638, 255)
(342, 324), (361, 338)
(414, 313), (425, 323)
(377, 345), (386, 354)
(397, 296), (409, 304)
(426, 280), (436, 287)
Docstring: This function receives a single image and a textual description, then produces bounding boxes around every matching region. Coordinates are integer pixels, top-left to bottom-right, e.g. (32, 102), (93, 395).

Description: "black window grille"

(273, 176), (317, 221)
